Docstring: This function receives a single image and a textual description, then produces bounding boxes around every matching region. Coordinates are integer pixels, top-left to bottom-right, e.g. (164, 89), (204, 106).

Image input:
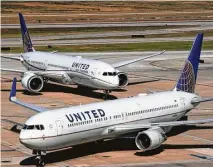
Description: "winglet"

(9, 78), (17, 101)
(8, 77), (48, 113)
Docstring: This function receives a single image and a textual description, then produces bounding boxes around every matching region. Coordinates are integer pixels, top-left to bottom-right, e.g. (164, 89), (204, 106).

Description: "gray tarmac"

(2, 20), (213, 47)
(2, 37), (213, 47)
(2, 20), (213, 29)
(1, 5), (213, 167)
(1, 52), (213, 167)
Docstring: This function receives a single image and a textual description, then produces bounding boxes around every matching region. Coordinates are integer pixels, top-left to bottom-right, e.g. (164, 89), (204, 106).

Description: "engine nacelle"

(117, 72), (128, 87)
(21, 72), (44, 93)
(135, 128), (167, 151)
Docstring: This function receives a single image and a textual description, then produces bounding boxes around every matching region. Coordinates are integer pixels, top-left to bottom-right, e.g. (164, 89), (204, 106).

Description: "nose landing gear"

(103, 90), (111, 100)
(33, 150), (46, 166)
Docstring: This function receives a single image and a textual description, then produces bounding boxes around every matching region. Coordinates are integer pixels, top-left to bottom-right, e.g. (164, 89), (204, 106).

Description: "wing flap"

(1, 68), (25, 74)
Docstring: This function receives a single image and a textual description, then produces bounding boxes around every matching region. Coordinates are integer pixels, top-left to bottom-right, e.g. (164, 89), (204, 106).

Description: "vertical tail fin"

(19, 13), (35, 53)
(174, 33), (203, 93)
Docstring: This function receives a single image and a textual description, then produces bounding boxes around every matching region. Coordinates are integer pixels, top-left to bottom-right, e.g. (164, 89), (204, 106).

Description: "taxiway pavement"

(1, 51), (213, 167)
(2, 20), (213, 47)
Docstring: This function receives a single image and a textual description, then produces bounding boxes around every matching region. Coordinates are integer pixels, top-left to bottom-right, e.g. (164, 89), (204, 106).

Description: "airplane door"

(91, 68), (98, 79)
(56, 120), (63, 135)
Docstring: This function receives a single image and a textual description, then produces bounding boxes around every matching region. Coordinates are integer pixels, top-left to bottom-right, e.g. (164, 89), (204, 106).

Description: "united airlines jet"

(9, 33), (213, 166)
(1, 13), (164, 99)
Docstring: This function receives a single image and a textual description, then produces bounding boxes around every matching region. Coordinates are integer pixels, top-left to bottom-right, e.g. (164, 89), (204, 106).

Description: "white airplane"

(1, 13), (164, 99)
(9, 33), (213, 166)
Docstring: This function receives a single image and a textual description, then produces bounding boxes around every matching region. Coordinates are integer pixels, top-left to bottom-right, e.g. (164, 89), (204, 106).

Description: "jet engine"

(21, 72), (44, 93)
(117, 72), (128, 87)
(135, 128), (167, 151)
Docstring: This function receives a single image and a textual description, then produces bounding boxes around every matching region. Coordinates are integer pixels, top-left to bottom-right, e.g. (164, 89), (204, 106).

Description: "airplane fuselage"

(19, 91), (199, 151)
(22, 51), (120, 90)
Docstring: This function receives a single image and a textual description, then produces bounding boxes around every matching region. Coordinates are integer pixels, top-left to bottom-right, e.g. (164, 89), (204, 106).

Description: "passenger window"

(108, 72), (113, 76)
(40, 125), (45, 130)
(27, 125), (34, 130)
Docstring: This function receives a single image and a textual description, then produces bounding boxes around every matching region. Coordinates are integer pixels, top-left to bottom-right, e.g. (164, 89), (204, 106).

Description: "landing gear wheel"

(39, 156), (45, 167)
(34, 151), (46, 167)
(103, 90), (111, 100)
(35, 156), (44, 166)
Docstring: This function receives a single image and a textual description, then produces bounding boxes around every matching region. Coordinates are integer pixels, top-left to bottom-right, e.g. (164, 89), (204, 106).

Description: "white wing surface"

(103, 119), (213, 134)
(112, 50), (165, 68)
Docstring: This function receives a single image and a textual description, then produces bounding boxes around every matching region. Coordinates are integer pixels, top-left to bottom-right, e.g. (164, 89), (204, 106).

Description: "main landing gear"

(103, 90), (111, 100)
(33, 150), (46, 166)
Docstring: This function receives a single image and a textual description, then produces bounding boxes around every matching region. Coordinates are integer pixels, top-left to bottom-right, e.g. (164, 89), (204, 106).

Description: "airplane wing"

(9, 78), (48, 113)
(32, 70), (68, 80)
(112, 50), (165, 68)
(1, 68), (68, 80)
(191, 97), (213, 104)
(1, 68), (26, 74)
(1, 55), (21, 61)
(103, 118), (213, 134)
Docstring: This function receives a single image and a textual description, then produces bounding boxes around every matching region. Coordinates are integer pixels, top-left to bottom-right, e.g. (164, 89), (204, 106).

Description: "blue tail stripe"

(19, 13), (28, 37)
(19, 13), (34, 52)
(188, 33), (203, 81)
(175, 33), (203, 93)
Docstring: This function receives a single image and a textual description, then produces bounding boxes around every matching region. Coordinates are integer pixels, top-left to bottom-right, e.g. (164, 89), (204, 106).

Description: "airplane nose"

(19, 130), (30, 146)
(19, 131), (26, 143)
(115, 76), (120, 86)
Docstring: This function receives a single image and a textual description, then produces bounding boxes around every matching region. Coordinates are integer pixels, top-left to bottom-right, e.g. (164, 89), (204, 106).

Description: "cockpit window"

(22, 124), (45, 130)
(35, 125), (40, 130)
(23, 124), (27, 129)
(103, 72), (107, 76)
(103, 72), (117, 76)
(27, 125), (35, 129)
(108, 72), (113, 76)
(40, 125), (44, 130)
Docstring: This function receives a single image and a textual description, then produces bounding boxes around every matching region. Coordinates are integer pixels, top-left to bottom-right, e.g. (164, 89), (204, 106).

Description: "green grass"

(2, 41), (213, 53)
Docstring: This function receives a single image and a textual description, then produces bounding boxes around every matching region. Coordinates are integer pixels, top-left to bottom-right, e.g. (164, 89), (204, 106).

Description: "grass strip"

(2, 41), (213, 53)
